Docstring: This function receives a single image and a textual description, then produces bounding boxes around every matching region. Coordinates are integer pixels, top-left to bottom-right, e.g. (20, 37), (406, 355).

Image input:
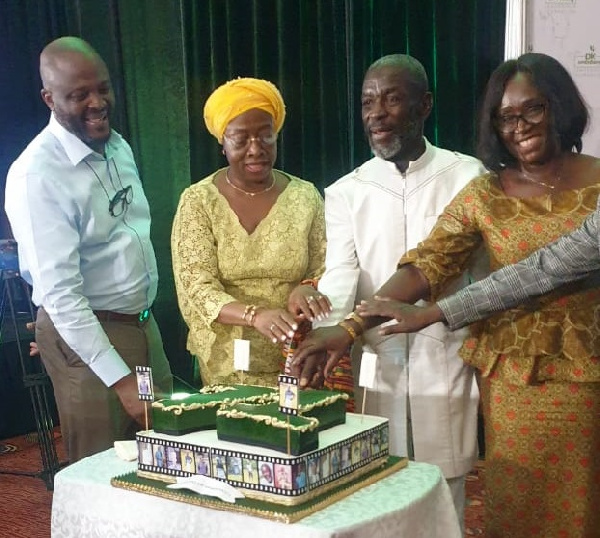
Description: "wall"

(527, 0), (600, 156)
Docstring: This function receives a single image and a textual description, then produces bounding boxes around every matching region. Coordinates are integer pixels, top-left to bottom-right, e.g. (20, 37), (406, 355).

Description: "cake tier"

(137, 413), (389, 506)
(216, 402), (320, 455)
(152, 385), (277, 435)
(298, 390), (348, 431)
(152, 385), (348, 436)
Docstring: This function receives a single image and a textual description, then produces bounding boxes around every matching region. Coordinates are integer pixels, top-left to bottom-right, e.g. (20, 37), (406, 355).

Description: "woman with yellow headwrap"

(171, 78), (332, 387)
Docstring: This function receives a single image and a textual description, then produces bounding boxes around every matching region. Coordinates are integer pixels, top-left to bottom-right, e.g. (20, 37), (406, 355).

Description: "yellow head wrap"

(203, 77), (286, 143)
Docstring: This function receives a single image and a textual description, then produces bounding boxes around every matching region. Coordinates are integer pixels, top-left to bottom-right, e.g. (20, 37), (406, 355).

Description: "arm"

(314, 183), (361, 324)
(6, 166), (148, 423)
(359, 199), (600, 334)
(171, 187), (245, 334)
(439, 204), (600, 329)
(6, 169), (130, 386)
(287, 185), (331, 321)
(294, 178), (484, 367)
(171, 187), (297, 344)
(291, 182), (364, 384)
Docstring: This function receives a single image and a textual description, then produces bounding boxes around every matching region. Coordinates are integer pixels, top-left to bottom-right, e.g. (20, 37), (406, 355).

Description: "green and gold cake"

(138, 384), (390, 506)
(137, 413), (389, 506)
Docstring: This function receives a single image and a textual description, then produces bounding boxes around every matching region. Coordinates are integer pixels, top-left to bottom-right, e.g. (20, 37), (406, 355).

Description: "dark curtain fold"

(185, 0), (351, 190)
(185, 0), (505, 191)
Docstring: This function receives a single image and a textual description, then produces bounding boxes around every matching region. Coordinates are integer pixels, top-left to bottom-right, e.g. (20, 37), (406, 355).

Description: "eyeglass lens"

(495, 104), (546, 133)
(224, 133), (277, 150)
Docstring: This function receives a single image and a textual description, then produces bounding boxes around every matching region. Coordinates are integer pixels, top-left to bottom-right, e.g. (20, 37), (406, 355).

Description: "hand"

(290, 351), (327, 389)
(29, 342), (40, 356)
(288, 284), (332, 322)
(356, 296), (444, 335)
(253, 308), (299, 344)
(112, 373), (149, 427)
(291, 326), (353, 388)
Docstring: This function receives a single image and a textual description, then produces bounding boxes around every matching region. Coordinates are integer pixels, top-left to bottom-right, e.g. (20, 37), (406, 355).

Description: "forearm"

(439, 212), (600, 330)
(358, 264), (432, 332)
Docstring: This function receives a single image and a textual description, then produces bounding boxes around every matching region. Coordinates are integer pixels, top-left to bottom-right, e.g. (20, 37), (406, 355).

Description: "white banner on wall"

(526, 0), (600, 157)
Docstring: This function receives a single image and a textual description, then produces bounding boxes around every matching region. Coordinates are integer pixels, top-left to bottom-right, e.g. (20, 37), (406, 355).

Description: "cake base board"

(112, 455), (408, 524)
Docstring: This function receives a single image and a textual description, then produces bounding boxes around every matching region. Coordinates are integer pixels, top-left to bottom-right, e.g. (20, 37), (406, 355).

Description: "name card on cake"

(233, 339), (250, 372)
(136, 366), (154, 401)
(358, 351), (377, 390)
(278, 374), (299, 415)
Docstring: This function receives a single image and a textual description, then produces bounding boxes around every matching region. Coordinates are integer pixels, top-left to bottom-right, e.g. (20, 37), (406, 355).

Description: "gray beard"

(370, 134), (404, 161)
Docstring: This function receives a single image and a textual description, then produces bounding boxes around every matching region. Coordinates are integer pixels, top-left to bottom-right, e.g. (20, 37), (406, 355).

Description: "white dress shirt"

(5, 114), (158, 386)
(317, 139), (487, 478)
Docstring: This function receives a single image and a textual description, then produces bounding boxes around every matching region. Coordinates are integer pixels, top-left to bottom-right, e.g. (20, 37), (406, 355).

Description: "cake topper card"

(233, 339), (250, 372)
(358, 351), (377, 390)
(358, 351), (378, 417)
(136, 366), (154, 431)
(136, 366), (154, 401)
(278, 375), (299, 415)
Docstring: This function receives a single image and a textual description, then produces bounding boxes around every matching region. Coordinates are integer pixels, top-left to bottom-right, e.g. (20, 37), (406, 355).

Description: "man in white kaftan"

(302, 54), (487, 528)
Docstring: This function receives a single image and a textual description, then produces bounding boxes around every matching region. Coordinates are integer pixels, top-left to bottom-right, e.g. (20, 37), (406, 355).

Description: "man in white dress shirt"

(294, 54), (487, 527)
(4, 36), (172, 462)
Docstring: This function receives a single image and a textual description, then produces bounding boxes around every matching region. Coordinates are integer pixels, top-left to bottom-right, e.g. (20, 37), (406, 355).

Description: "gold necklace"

(520, 172), (561, 190)
(225, 169), (276, 197)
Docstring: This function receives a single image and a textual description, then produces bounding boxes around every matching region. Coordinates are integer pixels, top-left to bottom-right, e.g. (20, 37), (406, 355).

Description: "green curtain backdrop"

(1, 0), (505, 383)
(184, 0), (506, 191)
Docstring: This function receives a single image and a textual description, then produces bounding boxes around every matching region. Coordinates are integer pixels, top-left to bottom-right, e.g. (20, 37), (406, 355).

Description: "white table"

(51, 448), (461, 538)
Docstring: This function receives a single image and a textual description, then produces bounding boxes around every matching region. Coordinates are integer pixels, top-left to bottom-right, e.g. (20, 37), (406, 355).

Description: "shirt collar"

(373, 137), (434, 175)
(48, 113), (119, 166)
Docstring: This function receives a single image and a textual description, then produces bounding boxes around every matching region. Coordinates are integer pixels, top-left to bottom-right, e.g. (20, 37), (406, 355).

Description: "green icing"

(152, 384), (347, 438)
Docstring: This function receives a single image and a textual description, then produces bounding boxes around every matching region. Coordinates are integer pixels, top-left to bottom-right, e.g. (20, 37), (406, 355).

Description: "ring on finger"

(307, 296), (316, 302)
(270, 323), (276, 331)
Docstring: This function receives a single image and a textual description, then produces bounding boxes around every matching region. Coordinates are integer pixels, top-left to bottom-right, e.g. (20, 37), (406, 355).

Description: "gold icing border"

(216, 406), (319, 432)
(112, 457), (408, 524)
(153, 386), (277, 415)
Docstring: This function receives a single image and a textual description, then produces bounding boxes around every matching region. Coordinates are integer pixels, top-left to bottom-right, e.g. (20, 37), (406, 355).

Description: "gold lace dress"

(402, 172), (600, 538)
(172, 169), (325, 387)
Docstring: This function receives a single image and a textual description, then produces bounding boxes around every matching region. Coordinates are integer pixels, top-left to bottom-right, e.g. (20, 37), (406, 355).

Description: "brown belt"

(93, 309), (150, 323)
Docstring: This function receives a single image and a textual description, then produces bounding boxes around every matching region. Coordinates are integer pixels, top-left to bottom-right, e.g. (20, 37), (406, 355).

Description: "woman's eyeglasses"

(109, 185), (133, 217)
(222, 132), (278, 151)
(494, 103), (546, 133)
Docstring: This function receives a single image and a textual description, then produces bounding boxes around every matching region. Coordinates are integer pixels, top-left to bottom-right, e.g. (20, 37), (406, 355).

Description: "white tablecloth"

(51, 448), (461, 538)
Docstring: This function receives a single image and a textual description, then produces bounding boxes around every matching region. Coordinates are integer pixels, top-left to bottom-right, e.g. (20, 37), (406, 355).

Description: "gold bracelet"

(345, 311), (366, 329)
(242, 304), (255, 324)
(338, 320), (358, 341)
(247, 305), (263, 327)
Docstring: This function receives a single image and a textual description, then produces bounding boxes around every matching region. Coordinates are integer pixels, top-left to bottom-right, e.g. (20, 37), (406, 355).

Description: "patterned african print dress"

(402, 172), (600, 538)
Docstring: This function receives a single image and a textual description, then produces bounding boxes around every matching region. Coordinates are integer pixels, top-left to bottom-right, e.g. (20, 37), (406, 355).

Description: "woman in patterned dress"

(294, 53), (600, 537)
(171, 78), (331, 387)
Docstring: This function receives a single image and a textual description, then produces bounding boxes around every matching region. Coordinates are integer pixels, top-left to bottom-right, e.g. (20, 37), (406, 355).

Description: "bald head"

(40, 37), (114, 153)
(40, 37), (105, 90)
(366, 54), (429, 95)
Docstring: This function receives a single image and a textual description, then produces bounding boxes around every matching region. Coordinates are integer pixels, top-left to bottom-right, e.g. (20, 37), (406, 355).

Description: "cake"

(137, 385), (390, 506)
(137, 412), (389, 506)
